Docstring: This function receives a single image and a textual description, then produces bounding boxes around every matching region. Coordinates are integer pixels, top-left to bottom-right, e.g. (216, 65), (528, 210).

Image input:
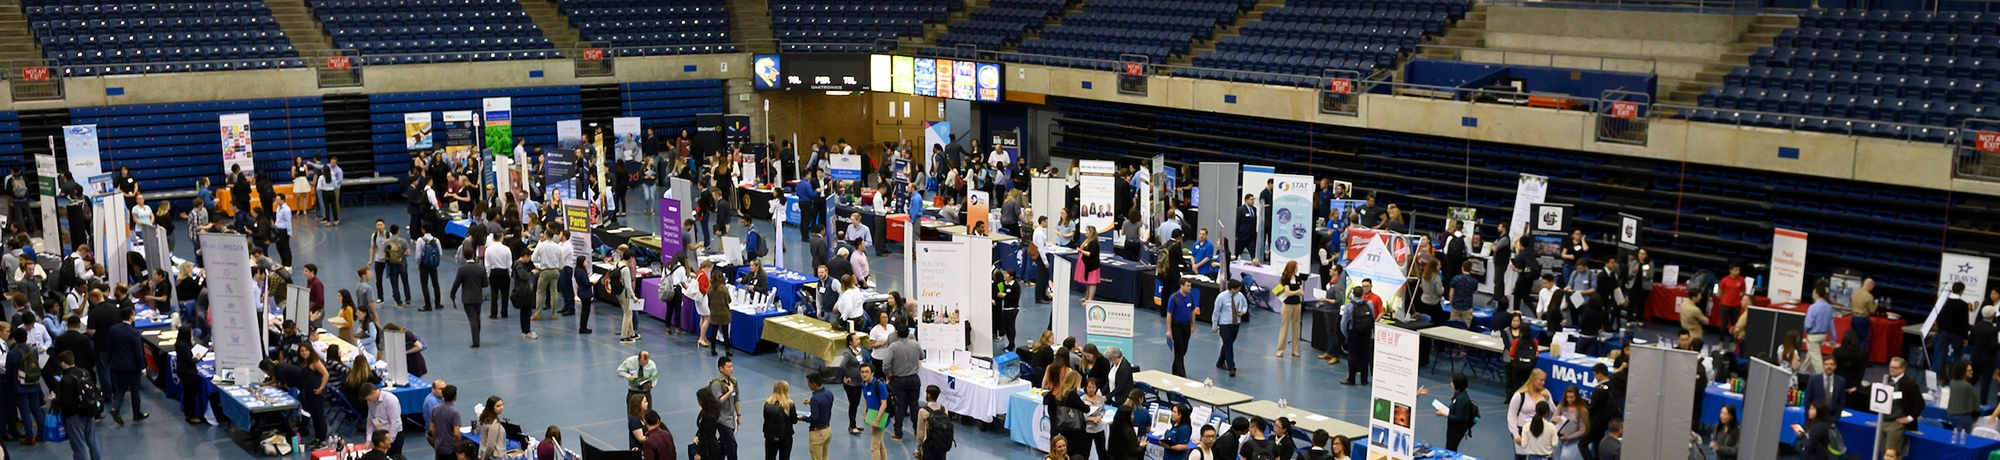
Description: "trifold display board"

(1742, 306), (1806, 365)
(1198, 162), (1241, 256)
(1739, 357), (1791, 460)
(1623, 345), (1699, 460)
(916, 237), (993, 357)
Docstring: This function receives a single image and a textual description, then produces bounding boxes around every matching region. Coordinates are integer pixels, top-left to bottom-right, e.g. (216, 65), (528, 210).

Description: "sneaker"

(524, 332), (539, 340)
(620, 335), (639, 344)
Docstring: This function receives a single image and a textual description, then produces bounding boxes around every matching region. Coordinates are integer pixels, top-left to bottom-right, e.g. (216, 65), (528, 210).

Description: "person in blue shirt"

(741, 215), (764, 263)
(860, 364), (891, 460)
(1162, 404), (1193, 460)
(794, 169), (819, 240)
(1191, 229), (1219, 277)
(1213, 280), (1248, 377)
(1165, 279), (1198, 377)
(1803, 283), (1836, 375)
(804, 374), (835, 460)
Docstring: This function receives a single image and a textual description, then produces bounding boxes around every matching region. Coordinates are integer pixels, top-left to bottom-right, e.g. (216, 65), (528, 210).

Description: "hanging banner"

(659, 198), (684, 260)
(966, 190), (990, 234)
(442, 111), (477, 161)
(202, 232), (265, 384)
(1617, 213), (1644, 251)
(1769, 228), (1809, 304)
(1084, 301), (1135, 359)
(1368, 325), (1422, 460)
(62, 125), (103, 180)
(1506, 174), (1549, 296)
(34, 154), (57, 253)
(544, 148), (579, 199)
(1269, 174), (1314, 269)
(1940, 252), (1991, 302)
(404, 112), (434, 151)
(1079, 160), (1116, 234)
(482, 97), (513, 156)
(829, 154), (863, 182)
(556, 119), (583, 150)
(1349, 236), (1409, 313)
(614, 117), (643, 162)
(565, 198), (591, 256)
(219, 113), (255, 175)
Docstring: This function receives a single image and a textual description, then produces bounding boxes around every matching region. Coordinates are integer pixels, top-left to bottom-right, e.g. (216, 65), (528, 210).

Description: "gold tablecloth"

(761, 314), (848, 363)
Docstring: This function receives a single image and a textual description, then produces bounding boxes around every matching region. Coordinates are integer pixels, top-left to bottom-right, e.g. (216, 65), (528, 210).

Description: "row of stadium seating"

(1721, 68), (2000, 104)
(310, 0), (553, 61)
(554, 0), (734, 50)
(25, 2), (267, 19)
(1011, 0), (1244, 65)
(32, 16), (276, 33)
(25, 0), (300, 75)
(771, 0), (957, 51)
(1698, 87), (1998, 128)
(1777, 28), (2000, 57)
(934, 0), (1066, 50)
(308, 0), (520, 14)
(37, 30), (288, 51)
(1800, 8), (2000, 34)
(1183, 0), (1462, 81)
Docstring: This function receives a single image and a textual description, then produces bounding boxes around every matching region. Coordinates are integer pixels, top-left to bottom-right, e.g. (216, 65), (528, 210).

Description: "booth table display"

(1353, 440), (1472, 460)
(730, 304), (793, 354)
(740, 185), (777, 219)
(461, 427), (532, 453)
(218, 384), (299, 432)
(835, 204), (899, 253)
(1227, 261), (1320, 312)
(594, 226), (650, 249)
(761, 314), (848, 363)
(214, 188), (314, 216)
(639, 278), (704, 334)
(392, 375), (433, 415)
(1702, 383), (1989, 434)
(1833, 315), (1906, 364)
(1230, 400), (1369, 441)
(1007, 389), (1121, 454)
(737, 265), (819, 311)
(1133, 370), (1253, 408)
(919, 362), (1032, 423)
(1834, 409), (1999, 460)
(1535, 352), (1613, 399)
(1644, 283), (1775, 324)
(1058, 253), (1156, 310)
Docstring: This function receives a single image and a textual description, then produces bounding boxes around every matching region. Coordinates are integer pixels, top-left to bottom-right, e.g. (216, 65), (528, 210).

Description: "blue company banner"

(1269, 174), (1315, 269)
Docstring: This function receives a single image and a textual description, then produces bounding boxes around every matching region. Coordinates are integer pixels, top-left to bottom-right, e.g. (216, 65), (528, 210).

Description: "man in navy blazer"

(1803, 356), (1847, 411)
(106, 306), (149, 423)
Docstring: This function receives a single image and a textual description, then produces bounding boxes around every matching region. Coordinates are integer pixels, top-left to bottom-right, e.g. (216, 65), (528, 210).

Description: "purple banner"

(659, 198), (683, 259)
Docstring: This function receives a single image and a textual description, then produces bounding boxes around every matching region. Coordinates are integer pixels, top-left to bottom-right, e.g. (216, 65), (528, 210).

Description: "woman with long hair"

(1106, 397), (1145, 460)
(1508, 369), (1553, 460)
(763, 380), (801, 460)
(1516, 401), (1558, 460)
(1046, 434), (1072, 460)
(538, 426), (571, 460)
(1779, 330), (1804, 373)
(696, 385), (724, 460)
(1275, 260), (1306, 358)
(842, 333), (868, 434)
(1711, 405), (1740, 460)
(1045, 372), (1091, 460)
(1555, 386), (1590, 460)
(1076, 226), (1102, 304)
(477, 396), (507, 459)
(1791, 402), (1839, 460)
(334, 289), (357, 343)
(707, 260), (733, 357)
(627, 393), (651, 449)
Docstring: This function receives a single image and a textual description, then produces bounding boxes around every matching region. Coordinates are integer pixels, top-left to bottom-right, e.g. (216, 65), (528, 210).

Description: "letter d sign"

(1870, 383), (1895, 414)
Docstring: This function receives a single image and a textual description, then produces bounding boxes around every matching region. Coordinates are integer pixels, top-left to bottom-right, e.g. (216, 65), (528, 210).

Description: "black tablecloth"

(1059, 253), (1155, 311)
(739, 186), (777, 219)
(834, 204), (896, 253)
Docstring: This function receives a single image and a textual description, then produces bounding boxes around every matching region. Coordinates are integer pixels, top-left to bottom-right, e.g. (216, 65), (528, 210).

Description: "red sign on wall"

(583, 48), (604, 61)
(1978, 131), (2000, 153)
(1611, 101), (1638, 120)
(327, 56), (351, 70)
(1327, 78), (1352, 94)
(1123, 62), (1143, 77)
(20, 67), (48, 81)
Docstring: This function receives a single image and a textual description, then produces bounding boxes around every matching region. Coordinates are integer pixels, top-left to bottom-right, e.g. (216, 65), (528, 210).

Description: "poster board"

(966, 190), (990, 234)
(442, 111), (477, 160)
(405, 112), (434, 150)
(382, 329), (408, 387)
(219, 113), (255, 175)
(1367, 325), (1422, 460)
(482, 97), (513, 156)
(1084, 301), (1135, 358)
(62, 124), (103, 180)
(202, 232), (264, 384)
(1940, 252), (1991, 303)
(565, 198), (591, 256)
(829, 154), (863, 182)
(1079, 160), (1116, 234)
(1269, 174), (1314, 269)
(1769, 228), (1809, 304)
(1506, 174), (1548, 297)
(34, 154), (57, 254)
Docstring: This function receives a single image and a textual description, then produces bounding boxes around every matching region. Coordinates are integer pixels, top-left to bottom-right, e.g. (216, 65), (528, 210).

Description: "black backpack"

(59, 366), (103, 418)
(923, 407), (955, 453)
(1347, 300), (1375, 335)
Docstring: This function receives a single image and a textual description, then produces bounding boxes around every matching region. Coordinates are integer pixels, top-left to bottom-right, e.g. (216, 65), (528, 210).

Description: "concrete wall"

(1477, 6), (1755, 81)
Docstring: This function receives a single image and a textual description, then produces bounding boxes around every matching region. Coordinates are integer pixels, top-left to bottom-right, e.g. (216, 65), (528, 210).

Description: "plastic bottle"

(1203, 377), (1213, 394)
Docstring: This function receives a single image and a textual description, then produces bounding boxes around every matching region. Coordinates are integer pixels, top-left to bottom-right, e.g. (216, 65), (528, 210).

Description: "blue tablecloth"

(1352, 440), (1466, 460)
(390, 375), (432, 415)
(1834, 410), (2000, 460)
(445, 219), (470, 238)
(134, 305), (171, 329)
(1702, 383), (1991, 433)
(1058, 253), (1153, 307)
(738, 266), (819, 311)
(1535, 352), (1609, 399)
(730, 307), (795, 353)
(460, 429), (529, 452)
(217, 384), (299, 432)
(1006, 390), (1045, 449)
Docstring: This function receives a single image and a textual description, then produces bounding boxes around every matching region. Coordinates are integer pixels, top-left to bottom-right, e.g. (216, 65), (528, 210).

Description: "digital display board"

(914, 57), (937, 97)
(892, 55), (915, 95)
(878, 56), (1002, 101)
(953, 60), (976, 101)
(780, 54), (869, 91)
(976, 62), (1001, 102)
(870, 54), (892, 93)
(935, 59), (955, 99)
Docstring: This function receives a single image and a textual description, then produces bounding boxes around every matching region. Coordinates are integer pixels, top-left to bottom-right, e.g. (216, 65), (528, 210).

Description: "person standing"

(51, 351), (103, 460)
(428, 385), (461, 460)
(762, 380), (801, 460)
(531, 226), (564, 320)
(884, 328), (923, 441)
(1849, 279), (1878, 348)
(385, 225), (411, 309)
(707, 357), (743, 460)
(448, 248), (488, 348)
(1340, 286), (1375, 385)
(318, 158), (343, 226)
(1516, 402), (1559, 460)
(1948, 363), (1981, 430)
(415, 228), (444, 312)
(1449, 261), (1480, 326)
(369, 220), (391, 299)
(995, 269), (1022, 351)
(105, 307), (146, 423)
(1803, 284), (1836, 375)
(1804, 357), (1846, 411)
(484, 233), (513, 320)
(804, 375), (833, 460)
(363, 386), (404, 458)
(1163, 279), (1196, 377)
(1317, 265), (1348, 366)
(860, 364), (890, 460)
(1212, 280), (1247, 377)
(1934, 282), (1971, 371)
(619, 351), (658, 405)
(1881, 358), (1922, 457)
(1275, 261), (1306, 359)
(1439, 373), (1477, 452)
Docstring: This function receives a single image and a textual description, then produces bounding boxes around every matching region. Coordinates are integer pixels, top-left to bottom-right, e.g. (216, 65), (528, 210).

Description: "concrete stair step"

(262, 0), (339, 55)
(519, 0), (584, 49)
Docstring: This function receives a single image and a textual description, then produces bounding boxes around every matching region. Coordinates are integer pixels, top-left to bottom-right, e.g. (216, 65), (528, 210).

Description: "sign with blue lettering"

(1535, 352), (1604, 399)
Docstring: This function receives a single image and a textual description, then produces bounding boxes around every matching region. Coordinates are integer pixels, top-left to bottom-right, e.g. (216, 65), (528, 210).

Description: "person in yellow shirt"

(1848, 279), (1877, 347)
(1679, 290), (1710, 339)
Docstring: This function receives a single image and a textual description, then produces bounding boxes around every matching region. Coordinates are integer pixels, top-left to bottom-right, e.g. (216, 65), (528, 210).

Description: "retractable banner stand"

(919, 238), (992, 356)
(1134, 162), (1152, 243)
(1940, 252), (1991, 300)
(1079, 160), (1116, 234)
(382, 330), (407, 387)
(659, 198), (684, 260)
(544, 148), (579, 200)
(967, 190), (990, 234)
(203, 232), (264, 384)
(1084, 301), (1134, 361)
(1769, 228), (1809, 304)
(1031, 177), (1063, 234)
(405, 112), (434, 150)
(1506, 174), (1548, 295)
(219, 113), (255, 176)
(34, 154), (57, 252)
(483, 97), (513, 156)
(438, 111), (474, 163)
(1270, 174), (1315, 270)
(1051, 255), (1077, 341)
(923, 121), (950, 176)
(1368, 325), (1421, 460)
(62, 124), (103, 180)
(565, 198), (591, 255)
(614, 117), (642, 153)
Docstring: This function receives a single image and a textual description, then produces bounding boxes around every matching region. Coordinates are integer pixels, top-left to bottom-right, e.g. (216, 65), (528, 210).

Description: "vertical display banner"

(1769, 228), (1809, 304)
(1051, 255), (1077, 341)
(1269, 174), (1315, 269)
(724, 114), (752, 152)
(202, 232), (264, 384)
(923, 122), (950, 177)
(544, 148), (579, 199)
(482, 97), (513, 156)
(1368, 325), (1422, 460)
(62, 125), (103, 180)
(565, 198), (591, 256)
(404, 112), (434, 150)
(1134, 162), (1151, 244)
(1084, 301), (1135, 359)
(556, 119), (584, 150)
(1940, 252), (1992, 301)
(967, 190), (990, 234)
(829, 154), (863, 182)
(1505, 174), (1549, 296)
(916, 239), (972, 349)
(1079, 160), (1116, 235)
(34, 154), (57, 253)
(614, 117), (642, 153)
(381, 330), (407, 387)
(442, 111), (477, 161)
(659, 198), (684, 261)
(218, 114), (255, 176)
(960, 235), (993, 357)
(91, 191), (128, 283)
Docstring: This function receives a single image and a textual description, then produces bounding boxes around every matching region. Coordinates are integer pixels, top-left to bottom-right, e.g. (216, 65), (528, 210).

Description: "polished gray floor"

(16, 201), (1707, 460)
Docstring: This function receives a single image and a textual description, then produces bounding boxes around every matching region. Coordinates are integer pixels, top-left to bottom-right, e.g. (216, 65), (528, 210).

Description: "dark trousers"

(375, 261), (388, 300)
(574, 265), (591, 330)
(1216, 323), (1240, 370)
(463, 302), (482, 346)
(299, 391), (327, 441)
(1851, 315), (1873, 350)
(844, 384), (863, 429)
(890, 376), (921, 437)
(418, 267), (441, 310)
(714, 426), (739, 460)
(387, 262), (410, 304)
(319, 190), (340, 222)
(275, 231), (293, 266)
(12, 388), (38, 440)
(516, 294), (535, 334)
(488, 268), (511, 318)
(1446, 421), (1469, 452)
(1170, 320), (1192, 377)
(999, 308), (1020, 350)
(709, 324), (730, 353)
(765, 434), (793, 460)
(1347, 337), (1372, 381)
(559, 267), (577, 313)
(178, 371), (204, 420)
(109, 369), (143, 417)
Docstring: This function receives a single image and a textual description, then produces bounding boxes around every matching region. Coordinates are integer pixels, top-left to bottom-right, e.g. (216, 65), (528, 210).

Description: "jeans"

(109, 370), (142, 417)
(1170, 320), (1192, 377)
(1216, 323), (1240, 370)
(387, 262), (410, 305)
(641, 185), (658, 214)
(1954, 414), (1979, 430)
(765, 434), (793, 460)
(14, 387), (41, 440)
(418, 266), (441, 310)
(1850, 315), (1873, 350)
(890, 376), (920, 437)
(65, 413), (102, 460)
(1932, 331), (1961, 371)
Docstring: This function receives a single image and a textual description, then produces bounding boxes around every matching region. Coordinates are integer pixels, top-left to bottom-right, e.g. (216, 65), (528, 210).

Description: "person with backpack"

(610, 247), (639, 344)
(1791, 401), (1843, 460)
(415, 227), (445, 312)
(1428, 373), (1479, 451)
(49, 350), (103, 460)
(916, 384), (952, 460)
(7, 326), (41, 443)
(742, 216), (767, 264)
(0, 323), (23, 444)
(1340, 286), (1375, 386)
(384, 225), (411, 309)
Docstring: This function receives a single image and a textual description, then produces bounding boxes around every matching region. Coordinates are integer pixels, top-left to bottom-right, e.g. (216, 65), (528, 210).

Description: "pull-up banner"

(219, 113), (254, 175)
(482, 97), (512, 156)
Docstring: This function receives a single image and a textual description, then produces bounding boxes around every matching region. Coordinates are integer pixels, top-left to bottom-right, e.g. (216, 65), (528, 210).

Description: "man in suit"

(1106, 346), (1136, 402)
(1597, 419), (1623, 460)
(107, 306), (148, 423)
(1804, 356), (1848, 411)
(1584, 364), (1620, 459)
(1883, 357), (1923, 457)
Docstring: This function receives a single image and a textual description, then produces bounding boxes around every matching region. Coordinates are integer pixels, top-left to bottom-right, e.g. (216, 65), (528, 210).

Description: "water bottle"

(1279, 398), (1288, 412)
(1203, 377), (1213, 394)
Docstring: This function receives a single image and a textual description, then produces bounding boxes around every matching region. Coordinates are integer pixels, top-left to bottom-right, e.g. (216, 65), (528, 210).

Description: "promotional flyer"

(405, 112), (434, 150)
(442, 111), (477, 160)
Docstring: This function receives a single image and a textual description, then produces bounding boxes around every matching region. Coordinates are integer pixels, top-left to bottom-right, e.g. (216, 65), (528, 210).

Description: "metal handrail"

(1652, 102), (1958, 144)
(1485, 0), (1761, 14)
(1415, 44), (1661, 74)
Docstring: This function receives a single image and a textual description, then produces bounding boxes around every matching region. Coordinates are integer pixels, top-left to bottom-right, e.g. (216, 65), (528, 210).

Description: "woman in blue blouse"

(1162, 404), (1193, 460)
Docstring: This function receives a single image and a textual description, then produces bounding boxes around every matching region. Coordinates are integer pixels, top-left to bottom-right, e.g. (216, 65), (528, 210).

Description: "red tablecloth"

(887, 215), (908, 243)
(1832, 315), (1906, 364)
(1644, 283), (1774, 325)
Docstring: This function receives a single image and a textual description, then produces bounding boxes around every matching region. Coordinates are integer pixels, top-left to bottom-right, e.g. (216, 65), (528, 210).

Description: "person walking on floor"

(51, 351), (103, 460)
(762, 380), (801, 460)
(106, 306), (146, 423)
(415, 227), (444, 312)
(916, 384), (953, 460)
(619, 351), (658, 406)
(1213, 280), (1248, 377)
(531, 226), (564, 320)
(448, 248), (488, 348)
(318, 157), (343, 226)
(484, 231), (512, 320)
(639, 410), (674, 460)
(1340, 285), (1375, 385)
(884, 327), (924, 441)
(1163, 279), (1197, 378)
(840, 333), (867, 434)
(707, 357), (743, 460)
(612, 247), (639, 343)
(860, 364), (890, 460)
(1275, 261), (1306, 358)
(385, 225), (411, 308)
(1515, 401), (1559, 460)
(511, 250), (536, 339)
(804, 374), (833, 460)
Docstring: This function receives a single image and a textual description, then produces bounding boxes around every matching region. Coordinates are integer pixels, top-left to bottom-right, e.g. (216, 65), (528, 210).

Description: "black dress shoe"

(132, 413), (149, 421)
(579, 328), (593, 334)
(1339, 379), (1356, 386)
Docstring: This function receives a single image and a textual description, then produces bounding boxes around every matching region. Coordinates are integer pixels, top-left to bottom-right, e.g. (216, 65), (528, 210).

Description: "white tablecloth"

(1229, 261), (1321, 312)
(918, 363), (1031, 422)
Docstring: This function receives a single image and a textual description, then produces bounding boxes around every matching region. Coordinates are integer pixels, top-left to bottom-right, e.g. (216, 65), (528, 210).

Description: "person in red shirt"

(640, 410), (676, 460)
(1718, 262), (1747, 324)
(1360, 279), (1386, 319)
(305, 264), (326, 330)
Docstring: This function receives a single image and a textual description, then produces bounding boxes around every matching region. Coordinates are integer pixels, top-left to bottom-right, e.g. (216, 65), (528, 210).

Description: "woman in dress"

(1075, 226), (1102, 304)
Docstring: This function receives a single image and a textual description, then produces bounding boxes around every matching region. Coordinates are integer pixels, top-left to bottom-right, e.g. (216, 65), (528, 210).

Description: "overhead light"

(825, 91), (853, 96)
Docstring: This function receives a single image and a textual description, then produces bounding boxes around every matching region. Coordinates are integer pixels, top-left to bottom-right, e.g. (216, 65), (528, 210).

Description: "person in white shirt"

(532, 227), (567, 320)
(835, 274), (867, 332)
(317, 158), (344, 226)
(845, 213), (872, 247)
(273, 199), (294, 266)
(868, 311), (895, 363)
(1536, 274), (1561, 318)
(484, 235), (514, 320)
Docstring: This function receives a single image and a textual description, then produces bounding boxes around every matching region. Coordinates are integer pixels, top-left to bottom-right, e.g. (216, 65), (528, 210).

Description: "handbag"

(43, 412), (66, 442)
(1051, 404), (1086, 432)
